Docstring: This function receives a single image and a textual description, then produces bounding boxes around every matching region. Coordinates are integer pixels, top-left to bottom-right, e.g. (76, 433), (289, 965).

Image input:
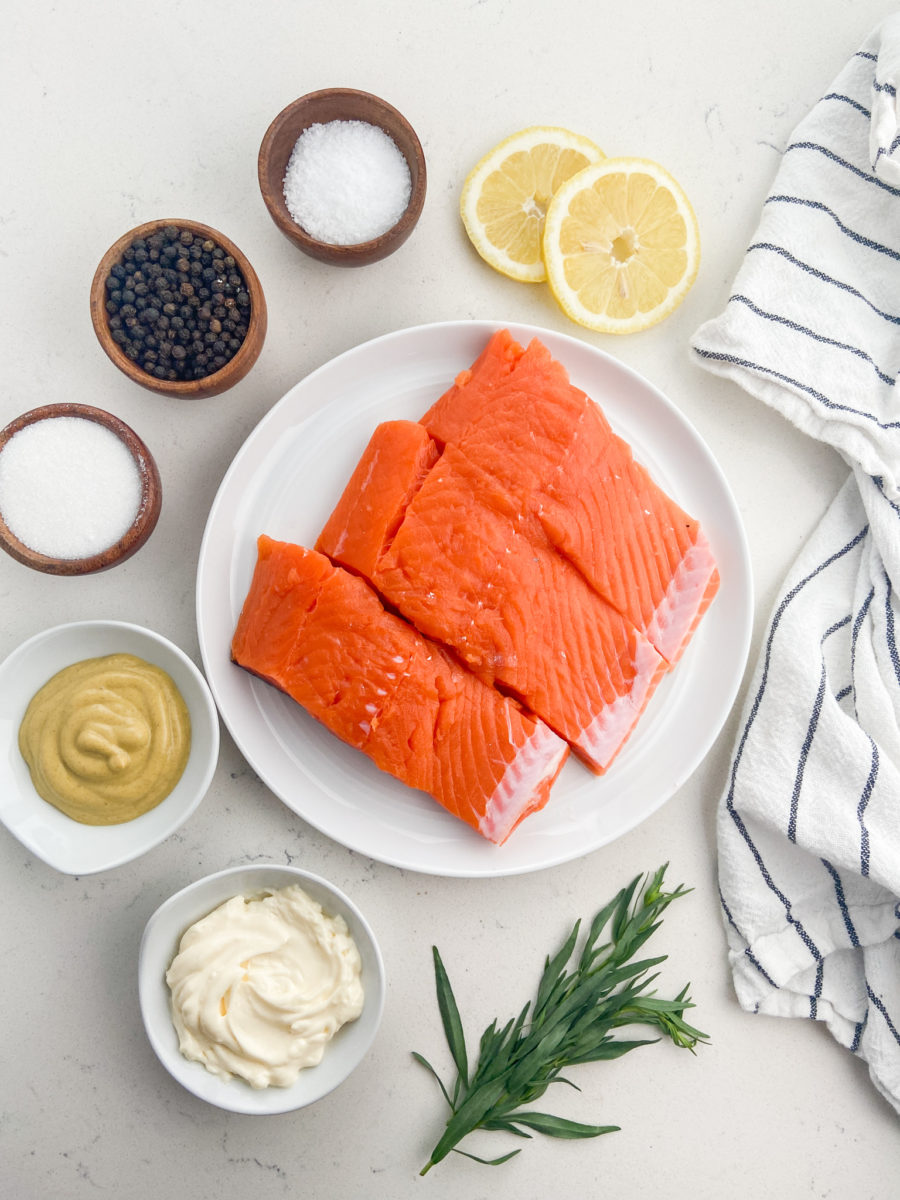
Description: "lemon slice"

(460, 127), (605, 283)
(543, 157), (700, 333)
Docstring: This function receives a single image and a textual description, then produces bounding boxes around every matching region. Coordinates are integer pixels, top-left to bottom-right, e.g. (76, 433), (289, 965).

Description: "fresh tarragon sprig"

(413, 864), (707, 1174)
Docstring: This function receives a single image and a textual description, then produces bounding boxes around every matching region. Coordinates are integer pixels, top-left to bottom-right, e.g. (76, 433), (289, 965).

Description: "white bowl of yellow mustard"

(138, 863), (386, 1114)
(0, 620), (219, 874)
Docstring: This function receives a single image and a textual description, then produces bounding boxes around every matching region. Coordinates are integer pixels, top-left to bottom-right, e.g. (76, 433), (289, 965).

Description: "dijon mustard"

(18, 652), (191, 825)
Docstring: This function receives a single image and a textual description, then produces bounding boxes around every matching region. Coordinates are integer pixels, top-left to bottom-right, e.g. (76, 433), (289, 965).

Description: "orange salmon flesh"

(233, 331), (720, 843)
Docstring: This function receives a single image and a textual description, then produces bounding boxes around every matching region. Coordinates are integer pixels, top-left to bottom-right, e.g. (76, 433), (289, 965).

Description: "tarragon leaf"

(450, 1148), (522, 1167)
(508, 1112), (621, 1139)
(432, 946), (468, 1088)
(414, 865), (706, 1174)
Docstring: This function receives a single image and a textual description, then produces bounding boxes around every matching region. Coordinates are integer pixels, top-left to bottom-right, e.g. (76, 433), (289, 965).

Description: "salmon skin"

(420, 330), (720, 665)
(231, 535), (569, 844)
(317, 424), (667, 773)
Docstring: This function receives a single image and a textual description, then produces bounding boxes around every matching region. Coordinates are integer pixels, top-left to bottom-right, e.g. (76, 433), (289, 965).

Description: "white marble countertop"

(2, 2), (899, 1196)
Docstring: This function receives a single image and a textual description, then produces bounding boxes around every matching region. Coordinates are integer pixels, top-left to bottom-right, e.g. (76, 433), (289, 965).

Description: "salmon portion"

(316, 420), (440, 581)
(318, 424), (667, 773)
(233, 331), (720, 844)
(421, 331), (720, 664)
(231, 536), (569, 844)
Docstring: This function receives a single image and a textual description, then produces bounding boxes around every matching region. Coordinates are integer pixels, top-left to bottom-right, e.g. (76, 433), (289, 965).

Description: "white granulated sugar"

(0, 417), (142, 558)
(283, 119), (412, 245)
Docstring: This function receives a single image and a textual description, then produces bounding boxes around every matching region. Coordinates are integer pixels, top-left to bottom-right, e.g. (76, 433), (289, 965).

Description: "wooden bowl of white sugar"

(0, 404), (161, 575)
(258, 88), (427, 266)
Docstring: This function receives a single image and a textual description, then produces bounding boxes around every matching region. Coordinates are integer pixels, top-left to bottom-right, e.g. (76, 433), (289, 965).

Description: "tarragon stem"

(414, 864), (707, 1174)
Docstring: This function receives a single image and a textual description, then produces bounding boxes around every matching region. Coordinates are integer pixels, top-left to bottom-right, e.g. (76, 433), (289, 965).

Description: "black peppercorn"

(103, 224), (251, 382)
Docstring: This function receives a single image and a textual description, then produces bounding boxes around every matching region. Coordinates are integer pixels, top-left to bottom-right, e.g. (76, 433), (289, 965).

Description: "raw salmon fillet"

(317, 420), (440, 581)
(231, 535), (569, 844)
(421, 330), (720, 664)
(317, 423), (667, 773)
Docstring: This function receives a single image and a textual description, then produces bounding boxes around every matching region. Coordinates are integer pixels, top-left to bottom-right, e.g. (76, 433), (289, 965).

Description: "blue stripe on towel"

(875, 132), (900, 169)
(867, 983), (900, 1046)
(788, 616), (851, 843)
(765, 195), (900, 259)
(728, 294), (896, 386)
(810, 959), (825, 1018)
(821, 91), (871, 119)
(851, 586), (876, 706)
(692, 347), (900, 428)
(851, 1015), (867, 1053)
(822, 858), (862, 947)
(719, 889), (779, 987)
(789, 665), (826, 844)
(858, 737), (878, 877)
(783, 141), (900, 196)
(872, 477), (900, 518)
(724, 528), (868, 962)
(883, 574), (900, 687)
(746, 243), (900, 326)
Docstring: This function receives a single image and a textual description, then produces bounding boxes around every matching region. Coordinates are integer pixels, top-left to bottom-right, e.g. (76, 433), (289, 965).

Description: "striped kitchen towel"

(691, 13), (900, 1114)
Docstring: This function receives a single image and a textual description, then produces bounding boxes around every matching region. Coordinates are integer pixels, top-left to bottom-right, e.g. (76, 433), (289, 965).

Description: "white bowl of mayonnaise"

(138, 863), (386, 1114)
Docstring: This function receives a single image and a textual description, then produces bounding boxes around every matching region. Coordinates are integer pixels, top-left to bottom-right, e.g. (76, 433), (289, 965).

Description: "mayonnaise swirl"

(166, 885), (365, 1089)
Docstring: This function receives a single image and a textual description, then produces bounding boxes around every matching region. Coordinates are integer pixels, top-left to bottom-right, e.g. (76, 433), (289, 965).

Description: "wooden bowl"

(90, 218), (267, 399)
(258, 88), (427, 266)
(0, 404), (162, 575)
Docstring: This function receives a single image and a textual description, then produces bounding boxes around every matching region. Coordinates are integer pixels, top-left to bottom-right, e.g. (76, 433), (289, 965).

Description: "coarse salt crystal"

(283, 119), (412, 246)
(0, 417), (142, 559)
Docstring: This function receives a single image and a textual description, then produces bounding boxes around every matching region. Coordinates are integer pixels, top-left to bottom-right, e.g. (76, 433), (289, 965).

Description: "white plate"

(0, 620), (219, 874)
(197, 320), (752, 878)
(139, 863), (385, 1115)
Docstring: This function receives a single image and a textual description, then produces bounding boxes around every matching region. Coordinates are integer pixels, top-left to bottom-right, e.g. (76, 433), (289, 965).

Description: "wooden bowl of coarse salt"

(258, 88), (427, 266)
(0, 404), (161, 576)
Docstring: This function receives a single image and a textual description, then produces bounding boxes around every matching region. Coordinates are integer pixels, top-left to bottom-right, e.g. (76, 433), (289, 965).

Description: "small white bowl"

(0, 620), (219, 874)
(138, 863), (385, 1114)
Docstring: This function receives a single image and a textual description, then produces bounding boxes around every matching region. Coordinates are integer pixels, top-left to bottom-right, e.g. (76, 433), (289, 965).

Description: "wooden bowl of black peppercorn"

(90, 219), (267, 399)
